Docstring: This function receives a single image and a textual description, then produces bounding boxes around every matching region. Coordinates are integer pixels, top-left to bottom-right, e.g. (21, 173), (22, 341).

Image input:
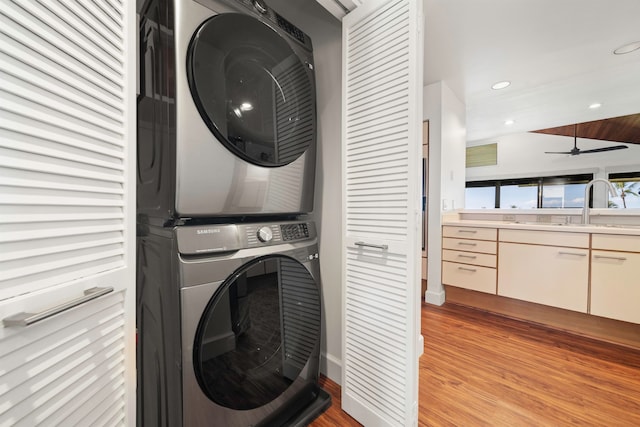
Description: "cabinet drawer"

(442, 261), (496, 294)
(443, 226), (497, 241)
(592, 234), (640, 253)
(443, 249), (496, 268)
(499, 228), (589, 248)
(443, 237), (497, 254)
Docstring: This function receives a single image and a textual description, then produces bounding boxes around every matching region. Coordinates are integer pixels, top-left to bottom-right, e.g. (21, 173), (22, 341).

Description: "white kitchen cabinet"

(0, 1), (136, 424)
(498, 241), (589, 312)
(442, 226), (497, 294)
(591, 236), (640, 324)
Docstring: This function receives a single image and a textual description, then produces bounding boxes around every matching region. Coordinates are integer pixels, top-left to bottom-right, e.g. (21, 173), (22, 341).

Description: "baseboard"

(425, 288), (445, 306)
(320, 352), (342, 385)
(445, 285), (640, 350)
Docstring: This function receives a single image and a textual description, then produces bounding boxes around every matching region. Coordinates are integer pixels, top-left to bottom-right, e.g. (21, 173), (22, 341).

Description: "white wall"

(423, 81), (466, 305)
(270, 0), (343, 383)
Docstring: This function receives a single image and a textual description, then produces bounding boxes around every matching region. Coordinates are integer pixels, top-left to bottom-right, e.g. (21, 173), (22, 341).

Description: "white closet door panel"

(0, 0), (135, 425)
(0, 0), (129, 301)
(342, 0), (423, 425)
(0, 291), (125, 426)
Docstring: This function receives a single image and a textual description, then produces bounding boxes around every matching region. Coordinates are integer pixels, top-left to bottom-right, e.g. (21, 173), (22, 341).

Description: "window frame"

(465, 173), (594, 209)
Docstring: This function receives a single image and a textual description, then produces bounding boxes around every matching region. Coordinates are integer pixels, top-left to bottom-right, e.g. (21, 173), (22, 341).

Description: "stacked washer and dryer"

(136, 0), (330, 425)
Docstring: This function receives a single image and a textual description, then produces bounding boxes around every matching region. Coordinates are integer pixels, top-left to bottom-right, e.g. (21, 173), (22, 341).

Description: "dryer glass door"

(193, 255), (320, 410)
(188, 13), (316, 167)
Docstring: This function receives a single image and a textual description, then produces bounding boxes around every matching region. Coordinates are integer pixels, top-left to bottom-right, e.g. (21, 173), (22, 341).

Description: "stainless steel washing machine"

(137, 220), (330, 426)
(137, 0), (317, 223)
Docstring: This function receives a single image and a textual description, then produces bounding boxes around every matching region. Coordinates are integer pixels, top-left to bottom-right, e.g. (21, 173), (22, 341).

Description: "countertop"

(442, 219), (640, 235)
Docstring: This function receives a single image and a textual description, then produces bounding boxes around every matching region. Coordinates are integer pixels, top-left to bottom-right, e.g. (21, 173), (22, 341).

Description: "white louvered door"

(0, 1), (136, 425)
(341, 0), (423, 425)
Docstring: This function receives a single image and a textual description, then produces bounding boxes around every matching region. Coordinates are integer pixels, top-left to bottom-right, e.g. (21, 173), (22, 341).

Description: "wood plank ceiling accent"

(531, 113), (640, 145)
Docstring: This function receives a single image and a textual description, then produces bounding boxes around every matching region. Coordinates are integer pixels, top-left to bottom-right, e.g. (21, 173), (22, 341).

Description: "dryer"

(137, 0), (317, 223)
(137, 220), (330, 426)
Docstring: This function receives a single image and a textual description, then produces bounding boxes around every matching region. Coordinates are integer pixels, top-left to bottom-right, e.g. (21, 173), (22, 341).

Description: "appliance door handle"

(558, 251), (587, 257)
(2, 287), (114, 327)
(593, 255), (627, 261)
(354, 241), (389, 250)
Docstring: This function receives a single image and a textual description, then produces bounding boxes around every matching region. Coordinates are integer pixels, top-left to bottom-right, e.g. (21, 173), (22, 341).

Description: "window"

(465, 174), (593, 209)
(465, 186), (496, 209)
(608, 172), (640, 208)
(500, 181), (538, 209)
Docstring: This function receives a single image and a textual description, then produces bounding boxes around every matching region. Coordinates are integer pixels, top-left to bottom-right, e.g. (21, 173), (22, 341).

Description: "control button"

(253, 0), (267, 14)
(257, 226), (273, 242)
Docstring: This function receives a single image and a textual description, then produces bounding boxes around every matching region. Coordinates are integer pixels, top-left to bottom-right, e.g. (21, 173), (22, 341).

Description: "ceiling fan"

(545, 124), (628, 155)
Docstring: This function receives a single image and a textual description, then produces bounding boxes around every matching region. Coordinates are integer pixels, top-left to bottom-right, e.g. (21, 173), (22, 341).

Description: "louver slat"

(0, 293), (126, 426)
(0, 0), (126, 301)
(342, 0), (421, 425)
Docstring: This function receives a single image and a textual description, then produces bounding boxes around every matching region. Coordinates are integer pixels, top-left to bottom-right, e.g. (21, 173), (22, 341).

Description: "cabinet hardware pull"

(458, 229), (477, 233)
(457, 242), (477, 246)
(457, 254), (477, 259)
(354, 241), (388, 250)
(458, 266), (477, 272)
(558, 251), (587, 257)
(2, 287), (114, 327)
(593, 255), (627, 261)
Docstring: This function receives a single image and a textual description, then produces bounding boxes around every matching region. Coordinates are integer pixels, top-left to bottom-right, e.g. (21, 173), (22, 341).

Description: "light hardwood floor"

(312, 302), (640, 426)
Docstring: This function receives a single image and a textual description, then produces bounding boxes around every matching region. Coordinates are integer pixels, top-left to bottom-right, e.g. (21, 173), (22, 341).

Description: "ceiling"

(423, 0), (640, 143)
(532, 113), (640, 145)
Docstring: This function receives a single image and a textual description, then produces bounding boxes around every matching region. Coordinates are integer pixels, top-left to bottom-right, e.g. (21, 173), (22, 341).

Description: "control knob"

(257, 226), (273, 243)
(253, 0), (268, 14)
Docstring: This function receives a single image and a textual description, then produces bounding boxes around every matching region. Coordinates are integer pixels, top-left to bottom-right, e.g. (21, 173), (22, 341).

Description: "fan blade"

(577, 145), (628, 154)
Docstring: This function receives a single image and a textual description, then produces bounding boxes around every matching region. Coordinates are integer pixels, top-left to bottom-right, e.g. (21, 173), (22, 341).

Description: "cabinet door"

(0, 0), (136, 424)
(498, 243), (589, 312)
(591, 251), (640, 324)
(342, 0), (423, 425)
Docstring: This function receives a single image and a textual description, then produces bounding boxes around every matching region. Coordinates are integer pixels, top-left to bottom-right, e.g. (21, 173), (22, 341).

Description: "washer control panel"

(177, 221), (316, 254)
(280, 223), (309, 241)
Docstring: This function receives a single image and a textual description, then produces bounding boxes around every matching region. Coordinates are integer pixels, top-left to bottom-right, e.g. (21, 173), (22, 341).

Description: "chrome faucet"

(582, 178), (618, 224)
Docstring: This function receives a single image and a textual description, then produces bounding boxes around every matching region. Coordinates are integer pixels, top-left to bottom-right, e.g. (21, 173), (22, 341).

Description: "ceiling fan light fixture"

(588, 103), (602, 109)
(613, 41), (640, 55)
(504, 119), (515, 126)
(491, 81), (511, 90)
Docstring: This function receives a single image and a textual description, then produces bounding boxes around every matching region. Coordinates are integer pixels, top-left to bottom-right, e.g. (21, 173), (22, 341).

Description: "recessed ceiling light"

(614, 41), (640, 55)
(504, 119), (515, 126)
(492, 81), (511, 90)
(589, 103), (602, 109)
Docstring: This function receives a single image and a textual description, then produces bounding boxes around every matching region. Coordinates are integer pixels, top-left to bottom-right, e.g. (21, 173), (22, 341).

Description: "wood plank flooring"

(311, 302), (640, 426)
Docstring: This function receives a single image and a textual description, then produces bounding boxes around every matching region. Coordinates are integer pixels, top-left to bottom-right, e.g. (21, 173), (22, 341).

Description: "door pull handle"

(354, 241), (388, 250)
(3, 287), (114, 327)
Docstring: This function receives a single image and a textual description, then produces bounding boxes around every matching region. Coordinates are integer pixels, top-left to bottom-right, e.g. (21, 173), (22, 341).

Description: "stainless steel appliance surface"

(137, 0), (317, 222)
(137, 220), (330, 426)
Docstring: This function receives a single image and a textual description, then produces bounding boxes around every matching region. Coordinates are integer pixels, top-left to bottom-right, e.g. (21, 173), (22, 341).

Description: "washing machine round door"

(192, 255), (321, 410)
(187, 13), (316, 167)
